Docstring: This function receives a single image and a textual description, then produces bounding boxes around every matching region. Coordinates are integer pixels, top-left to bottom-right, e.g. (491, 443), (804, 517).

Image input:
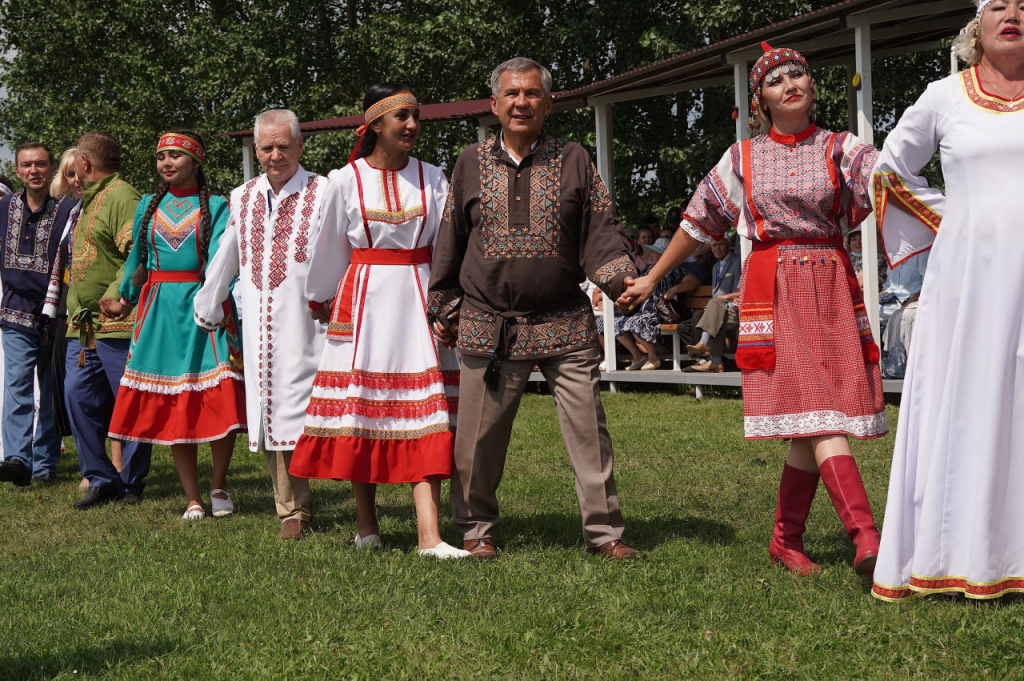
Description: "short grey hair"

(490, 57), (553, 97)
(254, 109), (301, 146)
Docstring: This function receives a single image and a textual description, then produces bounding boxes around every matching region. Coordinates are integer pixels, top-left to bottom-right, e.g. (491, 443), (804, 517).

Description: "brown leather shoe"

(687, 359), (724, 373)
(586, 539), (646, 560)
(278, 518), (309, 540)
(463, 537), (497, 561)
(686, 341), (711, 358)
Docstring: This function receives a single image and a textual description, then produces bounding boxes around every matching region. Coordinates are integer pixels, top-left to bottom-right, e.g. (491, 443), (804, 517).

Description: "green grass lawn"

(2, 390), (1022, 679)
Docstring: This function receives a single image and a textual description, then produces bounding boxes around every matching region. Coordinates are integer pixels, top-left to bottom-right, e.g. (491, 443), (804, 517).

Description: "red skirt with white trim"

(741, 245), (888, 440)
(109, 366), (246, 445)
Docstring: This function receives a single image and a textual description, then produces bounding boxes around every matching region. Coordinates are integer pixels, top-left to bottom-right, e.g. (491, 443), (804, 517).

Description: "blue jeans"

(65, 337), (151, 494)
(1, 326), (60, 477)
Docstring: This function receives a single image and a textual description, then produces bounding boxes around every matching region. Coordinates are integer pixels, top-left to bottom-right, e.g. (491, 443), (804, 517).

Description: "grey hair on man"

(254, 109), (301, 146)
(490, 57), (553, 97)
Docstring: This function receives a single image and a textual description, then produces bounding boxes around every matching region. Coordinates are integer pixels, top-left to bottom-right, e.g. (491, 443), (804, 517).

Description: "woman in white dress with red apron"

(290, 85), (470, 559)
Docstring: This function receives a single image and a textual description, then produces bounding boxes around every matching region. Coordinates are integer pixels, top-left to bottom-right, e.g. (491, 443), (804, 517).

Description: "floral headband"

(157, 133), (204, 165)
(977, 0), (993, 16)
(748, 42), (814, 132)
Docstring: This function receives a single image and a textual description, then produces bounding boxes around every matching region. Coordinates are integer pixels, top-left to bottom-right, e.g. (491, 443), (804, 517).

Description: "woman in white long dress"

(289, 84), (470, 560)
(872, 0), (1024, 600)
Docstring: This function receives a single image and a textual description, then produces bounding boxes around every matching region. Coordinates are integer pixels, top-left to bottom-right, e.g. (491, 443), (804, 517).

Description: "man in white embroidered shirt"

(194, 109), (327, 539)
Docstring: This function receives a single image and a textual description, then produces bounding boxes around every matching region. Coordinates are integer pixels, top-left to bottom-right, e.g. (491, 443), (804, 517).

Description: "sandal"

(210, 488), (234, 517)
(182, 502), (205, 520)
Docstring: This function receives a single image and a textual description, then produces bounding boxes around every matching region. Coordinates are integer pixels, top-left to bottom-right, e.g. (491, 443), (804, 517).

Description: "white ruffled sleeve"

(872, 82), (945, 268)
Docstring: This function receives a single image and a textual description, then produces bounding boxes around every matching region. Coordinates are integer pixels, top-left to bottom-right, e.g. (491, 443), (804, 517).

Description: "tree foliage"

(0, 0), (946, 220)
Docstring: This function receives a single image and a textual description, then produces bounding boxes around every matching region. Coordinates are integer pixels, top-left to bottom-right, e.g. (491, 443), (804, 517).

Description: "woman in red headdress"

(621, 44), (887, 576)
(108, 130), (246, 520)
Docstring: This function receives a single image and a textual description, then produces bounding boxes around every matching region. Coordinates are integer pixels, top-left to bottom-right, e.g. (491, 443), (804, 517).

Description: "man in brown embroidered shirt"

(428, 57), (642, 561)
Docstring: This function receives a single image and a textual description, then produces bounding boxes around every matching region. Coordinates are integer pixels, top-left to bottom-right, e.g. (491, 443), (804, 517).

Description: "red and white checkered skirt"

(741, 244), (888, 440)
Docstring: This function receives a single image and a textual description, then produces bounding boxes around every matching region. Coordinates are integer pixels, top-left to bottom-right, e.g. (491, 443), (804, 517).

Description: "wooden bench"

(659, 285), (712, 370)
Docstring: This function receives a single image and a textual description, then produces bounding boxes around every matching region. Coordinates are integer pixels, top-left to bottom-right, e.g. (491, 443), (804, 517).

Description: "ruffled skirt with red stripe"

(740, 244), (888, 440)
(289, 261), (458, 483)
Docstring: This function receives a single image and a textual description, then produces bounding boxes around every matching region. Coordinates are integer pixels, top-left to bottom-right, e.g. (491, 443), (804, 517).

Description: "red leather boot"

(768, 464), (821, 576)
(818, 455), (881, 575)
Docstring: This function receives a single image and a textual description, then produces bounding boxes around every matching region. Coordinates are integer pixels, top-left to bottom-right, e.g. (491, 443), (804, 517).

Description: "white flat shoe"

(418, 541), (473, 560)
(210, 488), (234, 517)
(182, 502), (205, 520)
(354, 533), (382, 550)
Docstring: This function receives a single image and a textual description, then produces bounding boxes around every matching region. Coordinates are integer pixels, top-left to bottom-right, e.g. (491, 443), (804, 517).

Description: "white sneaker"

(354, 533), (383, 550)
(418, 541), (473, 559)
(210, 489), (234, 517)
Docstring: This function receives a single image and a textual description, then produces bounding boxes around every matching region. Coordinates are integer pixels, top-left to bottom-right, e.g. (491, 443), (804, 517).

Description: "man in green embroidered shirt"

(66, 131), (152, 510)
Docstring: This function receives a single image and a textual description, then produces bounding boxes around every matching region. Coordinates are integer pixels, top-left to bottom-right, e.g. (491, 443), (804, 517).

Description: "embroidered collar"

(81, 172), (124, 210)
(497, 131), (542, 166)
(168, 184), (198, 197)
(265, 164), (307, 203)
(769, 124), (817, 145)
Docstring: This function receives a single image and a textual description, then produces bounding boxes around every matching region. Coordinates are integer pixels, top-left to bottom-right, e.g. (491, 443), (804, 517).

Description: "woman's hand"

(616, 275), (656, 313)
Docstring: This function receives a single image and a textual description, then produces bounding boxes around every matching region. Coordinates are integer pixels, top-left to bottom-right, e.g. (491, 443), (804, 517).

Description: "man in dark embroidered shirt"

(0, 142), (76, 486)
(428, 57), (642, 561)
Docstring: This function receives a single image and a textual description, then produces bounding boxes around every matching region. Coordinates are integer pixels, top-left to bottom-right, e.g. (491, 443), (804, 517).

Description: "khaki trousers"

(265, 450), (311, 522)
(451, 346), (624, 547)
(697, 297), (738, 358)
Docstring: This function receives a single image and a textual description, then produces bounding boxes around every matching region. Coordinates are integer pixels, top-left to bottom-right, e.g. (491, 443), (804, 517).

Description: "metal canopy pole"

(242, 137), (255, 182)
(851, 19), (881, 342)
(594, 101), (619, 391)
(728, 57), (753, 261)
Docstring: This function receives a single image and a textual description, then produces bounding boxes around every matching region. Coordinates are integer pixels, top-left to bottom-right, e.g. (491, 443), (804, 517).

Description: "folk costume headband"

(348, 91), (419, 164)
(977, 0), (994, 16)
(157, 133), (204, 165)
(354, 92), (419, 138)
(748, 42), (814, 132)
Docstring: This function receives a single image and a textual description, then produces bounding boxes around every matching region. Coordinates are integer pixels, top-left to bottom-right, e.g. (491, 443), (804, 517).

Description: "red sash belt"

(147, 270), (201, 283)
(350, 247), (432, 265)
(737, 236), (879, 370)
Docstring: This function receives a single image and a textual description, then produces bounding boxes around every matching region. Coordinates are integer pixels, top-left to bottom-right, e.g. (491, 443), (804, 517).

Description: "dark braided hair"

(131, 129), (212, 286)
(351, 83), (415, 162)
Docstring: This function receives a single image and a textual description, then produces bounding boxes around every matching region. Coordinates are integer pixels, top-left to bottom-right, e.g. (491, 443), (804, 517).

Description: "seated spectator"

(661, 206), (680, 240)
(686, 237), (742, 373)
(880, 249), (930, 378)
(613, 237), (688, 371)
(846, 226), (886, 293)
(633, 225), (656, 270)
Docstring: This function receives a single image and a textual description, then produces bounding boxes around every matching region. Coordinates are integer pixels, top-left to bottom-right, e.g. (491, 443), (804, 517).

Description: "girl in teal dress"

(108, 130), (246, 520)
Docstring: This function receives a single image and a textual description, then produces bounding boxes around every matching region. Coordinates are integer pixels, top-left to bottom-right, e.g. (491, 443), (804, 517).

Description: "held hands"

(432, 310), (459, 349)
(98, 297), (132, 321)
(615, 275), (656, 314)
(309, 298), (334, 323)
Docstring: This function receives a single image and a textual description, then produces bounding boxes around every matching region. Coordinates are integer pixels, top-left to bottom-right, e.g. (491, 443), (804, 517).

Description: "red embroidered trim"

(313, 368), (456, 390)
(294, 174), (318, 263)
(307, 394), (450, 419)
(268, 190), (298, 290)
(250, 192), (267, 287)
(238, 178), (258, 267)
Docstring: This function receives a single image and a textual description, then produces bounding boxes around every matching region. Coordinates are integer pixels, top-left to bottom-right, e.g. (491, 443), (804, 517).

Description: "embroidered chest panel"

(71, 180), (126, 285)
(5, 193), (59, 274)
(153, 197), (199, 252)
(240, 174), (319, 290)
(477, 137), (565, 259)
(961, 67), (1024, 114)
(746, 134), (841, 239)
(364, 167), (424, 225)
